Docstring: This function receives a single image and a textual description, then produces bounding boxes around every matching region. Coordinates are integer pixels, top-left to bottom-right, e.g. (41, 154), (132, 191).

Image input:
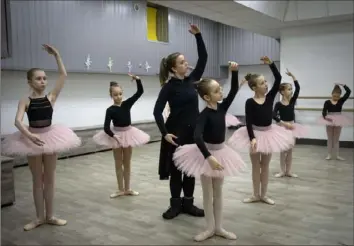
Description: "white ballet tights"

(194, 175), (237, 242)
(326, 126), (344, 160)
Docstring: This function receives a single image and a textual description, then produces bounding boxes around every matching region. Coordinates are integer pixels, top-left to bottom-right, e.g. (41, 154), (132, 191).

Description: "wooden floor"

(1, 141), (353, 245)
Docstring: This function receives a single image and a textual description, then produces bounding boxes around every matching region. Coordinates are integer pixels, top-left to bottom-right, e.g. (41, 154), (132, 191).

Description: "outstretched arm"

(188, 25), (208, 83)
(194, 111), (211, 159)
(124, 76), (144, 107)
(220, 71), (239, 111)
(260, 56), (281, 99)
(338, 84), (351, 104)
(285, 69), (300, 105)
(46, 45), (67, 104)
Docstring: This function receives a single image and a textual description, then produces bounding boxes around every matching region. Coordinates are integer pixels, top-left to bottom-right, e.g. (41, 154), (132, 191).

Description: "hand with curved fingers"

(325, 117), (333, 122)
(240, 79), (248, 87)
(188, 23), (200, 35)
(164, 133), (178, 146)
(285, 68), (296, 80)
(128, 73), (140, 82)
(228, 61), (239, 71)
(282, 121), (294, 130)
(42, 44), (59, 57)
(207, 156), (224, 171)
(113, 134), (121, 145)
(335, 83), (345, 87)
(250, 138), (257, 153)
(29, 134), (45, 146)
(260, 56), (272, 65)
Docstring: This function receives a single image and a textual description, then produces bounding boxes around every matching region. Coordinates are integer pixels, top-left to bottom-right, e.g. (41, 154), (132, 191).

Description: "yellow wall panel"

(147, 7), (157, 41)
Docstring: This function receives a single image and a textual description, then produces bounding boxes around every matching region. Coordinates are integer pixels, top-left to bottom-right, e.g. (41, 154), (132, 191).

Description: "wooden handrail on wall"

(295, 107), (354, 112)
(298, 96), (354, 99)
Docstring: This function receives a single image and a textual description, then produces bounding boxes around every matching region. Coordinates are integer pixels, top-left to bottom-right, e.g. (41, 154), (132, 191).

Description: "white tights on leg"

(194, 175), (236, 242)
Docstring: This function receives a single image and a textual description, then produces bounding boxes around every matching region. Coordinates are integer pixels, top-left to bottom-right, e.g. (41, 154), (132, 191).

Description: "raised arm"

(103, 108), (114, 137)
(220, 63), (240, 111)
(188, 25), (208, 82)
(45, 45), (67, 104)
(153, 84), (170, 137)
(124, 76), (144, 107)
(245, 99), (255, 141)
(262, 56), (281, 99)
(338, 84), (351, 104)
(194, 110), (211, 159)
(285, 69), (300, 105)
(272, 102), (281, 123)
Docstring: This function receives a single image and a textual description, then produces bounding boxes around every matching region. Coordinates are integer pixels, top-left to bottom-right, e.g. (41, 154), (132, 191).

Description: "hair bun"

(110, 81), (118, 87)
(244, 73), (252, 81)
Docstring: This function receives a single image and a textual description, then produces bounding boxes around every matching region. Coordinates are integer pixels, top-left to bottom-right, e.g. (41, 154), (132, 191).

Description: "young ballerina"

(173, 62), (247, 242)
(93, 74), (150, 198)
(153, 23), (207, 219)
(273, 69), (307, 178)
(317, 83), (352, 160)
(1, 44), (81, 231)
(228, 56), (294, 205)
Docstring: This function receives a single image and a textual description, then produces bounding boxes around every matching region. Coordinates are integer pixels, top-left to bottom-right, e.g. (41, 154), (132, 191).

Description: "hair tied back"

(110, 81), (118, 87)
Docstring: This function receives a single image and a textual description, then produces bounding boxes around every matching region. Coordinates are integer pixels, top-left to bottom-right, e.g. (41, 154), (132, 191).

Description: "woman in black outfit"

(153, 24), (208, 220)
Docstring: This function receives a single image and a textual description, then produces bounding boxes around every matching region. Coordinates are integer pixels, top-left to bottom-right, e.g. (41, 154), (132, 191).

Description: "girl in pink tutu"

(318, 83), (351, 160)
(173, 62), (246, 242)
(225, 112), (241, 127)
(93, 74), (150, 198)
(273, 69), (306, 178)
(1, 44), (81, 231)
(228, 56), (294, 205)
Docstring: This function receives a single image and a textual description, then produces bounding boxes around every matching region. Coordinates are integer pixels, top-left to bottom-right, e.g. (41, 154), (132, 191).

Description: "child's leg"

(260, 153), (274, 205)
(333, 126), (345, 160)
(194, 175), (214, 242)
(285, 148), (297, 177)
(243, 153), (261, 203)
(110, 148), (125, 198)
(42, 154), (67, 226)
(275, 151), (287, 177)
(24, 155), (45, 231)
(326, 126), (334, 159)
(213, 177), (237, 240)
(122, 146), (138, 195)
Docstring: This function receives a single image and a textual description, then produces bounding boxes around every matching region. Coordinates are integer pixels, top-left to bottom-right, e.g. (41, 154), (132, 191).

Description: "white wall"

(1, 65), (278, 135)
(1, 71), (162, 135)
(280, 21), (353, 141)
(222, 62), (280, 116)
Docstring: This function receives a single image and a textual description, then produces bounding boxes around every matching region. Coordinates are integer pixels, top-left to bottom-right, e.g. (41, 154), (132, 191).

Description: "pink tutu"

(173, 142), (247, 178)
(280, 121), (308, 138)
(1, 125), (81, 157)
(225, 113), (241, 127)
(228, 124), (295, 154)
(93, 126), (150, 148)
(317, 113), (353, 127)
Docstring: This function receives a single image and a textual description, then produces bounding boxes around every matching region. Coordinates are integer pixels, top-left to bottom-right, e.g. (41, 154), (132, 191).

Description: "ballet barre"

(298, 96), (354, 100)
(295, 107), (354, 112)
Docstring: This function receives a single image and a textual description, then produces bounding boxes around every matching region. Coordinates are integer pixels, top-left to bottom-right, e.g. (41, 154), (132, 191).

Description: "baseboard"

(296, 138), (354, 148)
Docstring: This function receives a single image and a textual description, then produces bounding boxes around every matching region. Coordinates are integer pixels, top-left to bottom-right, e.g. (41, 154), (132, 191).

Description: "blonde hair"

(244, 73), (261, 90)
(109, 81), (121, 96)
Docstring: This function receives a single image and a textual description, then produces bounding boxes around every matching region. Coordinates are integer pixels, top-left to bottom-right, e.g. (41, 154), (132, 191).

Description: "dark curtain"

(1, 0), (11, 58)
(156, 7), (168, 43)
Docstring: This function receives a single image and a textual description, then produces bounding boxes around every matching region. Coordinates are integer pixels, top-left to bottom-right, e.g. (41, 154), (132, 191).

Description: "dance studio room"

(1, 0), (353, 245)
